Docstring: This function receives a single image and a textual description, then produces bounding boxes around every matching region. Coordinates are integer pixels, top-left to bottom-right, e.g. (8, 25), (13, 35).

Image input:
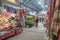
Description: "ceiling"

(18, 0), (49, 12)
(3, 0), (49, 12)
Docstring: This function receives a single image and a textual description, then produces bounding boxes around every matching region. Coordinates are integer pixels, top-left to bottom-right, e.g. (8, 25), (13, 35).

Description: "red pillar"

(50, 0), (56, 29)
(58, 29), (60, 40)
(18, 10), (23, 18)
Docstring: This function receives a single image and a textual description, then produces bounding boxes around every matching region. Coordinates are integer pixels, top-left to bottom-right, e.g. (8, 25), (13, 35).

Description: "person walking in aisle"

(40, 17), (41, 22)
(42, 17), (44, 23)
(35, 17), (39, 27)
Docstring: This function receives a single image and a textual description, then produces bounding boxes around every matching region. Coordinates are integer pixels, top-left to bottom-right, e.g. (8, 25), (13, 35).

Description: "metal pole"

(49, 0), (52, 40)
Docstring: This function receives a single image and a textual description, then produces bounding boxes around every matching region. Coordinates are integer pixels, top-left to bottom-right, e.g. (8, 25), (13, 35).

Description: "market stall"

(0, 4), (23, 40)
(24, 14), (35, 28)
(52, 0), (60, 40)
(44, 0), (57, 40)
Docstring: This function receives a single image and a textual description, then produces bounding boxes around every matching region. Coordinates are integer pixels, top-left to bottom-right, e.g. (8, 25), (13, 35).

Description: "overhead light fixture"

(38, 2), (40, 4)
(37, 0), (41, 4)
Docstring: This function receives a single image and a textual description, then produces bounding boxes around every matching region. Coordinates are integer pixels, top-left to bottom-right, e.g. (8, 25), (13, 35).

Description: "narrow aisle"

(6, 22), (48, 40)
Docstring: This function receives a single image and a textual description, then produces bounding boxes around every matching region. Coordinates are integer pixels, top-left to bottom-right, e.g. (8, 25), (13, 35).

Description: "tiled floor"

(6, 22), (48, 40)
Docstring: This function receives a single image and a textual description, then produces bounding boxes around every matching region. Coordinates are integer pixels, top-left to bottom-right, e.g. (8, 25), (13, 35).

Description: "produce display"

(0, 6), (23, 40)
(24, 14), (35, 28)
(0, 14), (15, 36)
(0, 16), (8, 36)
